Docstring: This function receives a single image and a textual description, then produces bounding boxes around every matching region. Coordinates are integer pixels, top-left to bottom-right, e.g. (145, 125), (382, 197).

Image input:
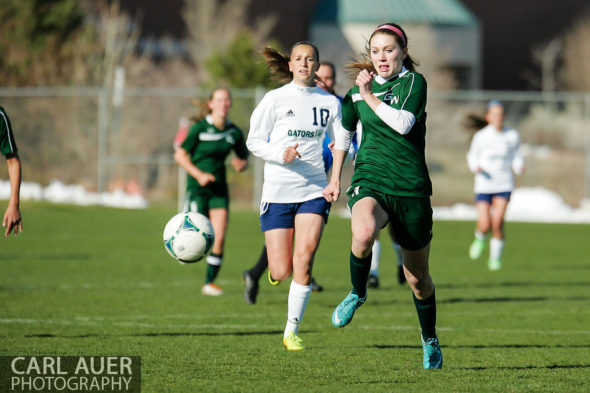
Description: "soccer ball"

(163, 212), (215, 263)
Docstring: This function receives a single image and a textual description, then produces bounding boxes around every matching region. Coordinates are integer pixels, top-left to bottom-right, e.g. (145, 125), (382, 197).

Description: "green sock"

(413, 290), (437, 340)
(350, 251), (372, 298)
(205, 253), (222, 284)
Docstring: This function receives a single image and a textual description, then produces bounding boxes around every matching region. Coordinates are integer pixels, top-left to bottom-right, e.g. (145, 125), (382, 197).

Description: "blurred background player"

(174, 87), (249, 296)
(324, 22), (442, 369)
(1, 106), (23, 237)
(466, 99), (524, 271)
(241, 61), (345, 305)
(368, 226), (405, 288)
(246, 42), (341, 351)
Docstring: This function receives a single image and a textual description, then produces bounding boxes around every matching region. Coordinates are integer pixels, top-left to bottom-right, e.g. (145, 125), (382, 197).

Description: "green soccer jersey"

(181, 116), (248, 193)
(0, 106), (18, 157)
(342, 70), (432, 197)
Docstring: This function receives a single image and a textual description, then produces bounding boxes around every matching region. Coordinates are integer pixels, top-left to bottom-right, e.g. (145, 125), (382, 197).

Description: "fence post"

(585, 94), (590, 202)
(97, 88), (108, 192)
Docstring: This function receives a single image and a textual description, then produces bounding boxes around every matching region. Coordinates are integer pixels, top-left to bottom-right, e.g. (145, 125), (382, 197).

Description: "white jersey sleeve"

(247, 93), (285, 164)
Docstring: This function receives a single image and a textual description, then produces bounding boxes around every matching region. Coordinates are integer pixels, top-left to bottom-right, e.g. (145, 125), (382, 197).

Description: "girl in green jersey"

(174, 88), (249, 296)
(323, 23), (442, 369)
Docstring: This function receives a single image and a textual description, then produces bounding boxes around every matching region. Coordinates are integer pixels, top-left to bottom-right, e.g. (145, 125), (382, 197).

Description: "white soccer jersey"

(247, 81), (342, 203)
(466, 124), (524, 194)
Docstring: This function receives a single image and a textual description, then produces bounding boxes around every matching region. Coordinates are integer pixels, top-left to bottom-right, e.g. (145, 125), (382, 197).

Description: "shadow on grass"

(439, 295), (590, 304)
(437, 281), (590, 290)
(367, 295), (590, 306)
(458, 364), (590, 370)
(25, 330), (287, 339)
(373, 344), (590, 349)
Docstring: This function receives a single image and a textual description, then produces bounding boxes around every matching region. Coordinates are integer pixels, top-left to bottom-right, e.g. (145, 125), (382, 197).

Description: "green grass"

(1, 202), (589, 392)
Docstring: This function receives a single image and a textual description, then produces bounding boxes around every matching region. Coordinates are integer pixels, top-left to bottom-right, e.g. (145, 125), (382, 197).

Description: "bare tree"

(561, 13), (590, 91)
(523, 38), (562, 92)
(182, 0), (276, 83)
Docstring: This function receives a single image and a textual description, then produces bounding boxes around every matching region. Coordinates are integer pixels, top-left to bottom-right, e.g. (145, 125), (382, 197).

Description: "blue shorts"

(475, 192), (511, 204)
(259, 197), (331, 232)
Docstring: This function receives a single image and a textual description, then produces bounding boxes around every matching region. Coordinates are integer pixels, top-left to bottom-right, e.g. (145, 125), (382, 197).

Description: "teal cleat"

(469, 238), (486, 260)
(422, 336), (443, 369)
(331, 292), (366, 328)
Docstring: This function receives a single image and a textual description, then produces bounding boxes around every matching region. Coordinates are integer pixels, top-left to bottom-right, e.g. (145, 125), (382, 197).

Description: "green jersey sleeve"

(181, 122), (201, 154)
(232, 129), (249, 160)
(0, 106), (18, 157)
(399, 73), (427, 119)
(341, 90), (359, 132)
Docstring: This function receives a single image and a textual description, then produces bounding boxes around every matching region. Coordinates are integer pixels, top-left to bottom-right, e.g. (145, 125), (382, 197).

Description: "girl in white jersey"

(247, 42), (341, 351)
(466, 100), (524, 271)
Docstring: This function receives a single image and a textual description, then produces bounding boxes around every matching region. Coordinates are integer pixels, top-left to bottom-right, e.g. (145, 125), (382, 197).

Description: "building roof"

(312, 0), (477, 26)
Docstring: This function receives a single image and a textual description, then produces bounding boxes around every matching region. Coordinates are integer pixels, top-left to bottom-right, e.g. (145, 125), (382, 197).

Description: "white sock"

(475, 231), (486, 241)
(206, 254), (222, 266)
(284, 280), (312, 337)
(392, 242), (403, 267)
(370, 239), (381, 276)
(489, 237), (504, 260)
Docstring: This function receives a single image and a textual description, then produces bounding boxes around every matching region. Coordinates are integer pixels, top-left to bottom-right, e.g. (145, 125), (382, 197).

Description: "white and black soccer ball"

(163, 212), (215, 263)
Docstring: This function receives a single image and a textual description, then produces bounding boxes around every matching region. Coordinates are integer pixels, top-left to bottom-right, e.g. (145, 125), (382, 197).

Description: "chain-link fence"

(1, 87), (588, 210)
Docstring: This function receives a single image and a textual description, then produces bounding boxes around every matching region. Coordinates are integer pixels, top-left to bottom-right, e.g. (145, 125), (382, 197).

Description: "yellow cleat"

(268, 270), (281, 286)
(282, 331), (304, 351)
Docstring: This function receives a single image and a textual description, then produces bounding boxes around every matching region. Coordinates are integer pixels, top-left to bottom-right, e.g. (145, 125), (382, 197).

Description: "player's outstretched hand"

(231, 157), (248, 172)
(3, 205), (23, 236)
(197, 173), (216, 187)
(322, 181), (340, 203)
(283, 143), (301, 163)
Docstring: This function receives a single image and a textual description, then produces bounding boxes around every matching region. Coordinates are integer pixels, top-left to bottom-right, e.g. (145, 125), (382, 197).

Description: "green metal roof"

(312, 0), (477, 26)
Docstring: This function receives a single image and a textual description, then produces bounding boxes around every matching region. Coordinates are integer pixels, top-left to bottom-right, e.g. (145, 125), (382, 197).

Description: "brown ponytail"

(261, 46), (292, 86)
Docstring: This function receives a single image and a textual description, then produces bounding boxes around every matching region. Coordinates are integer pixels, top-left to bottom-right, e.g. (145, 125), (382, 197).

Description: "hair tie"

(375, 24), (407, 47)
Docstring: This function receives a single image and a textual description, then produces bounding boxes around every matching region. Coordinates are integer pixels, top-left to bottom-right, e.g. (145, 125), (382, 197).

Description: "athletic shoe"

(397, 264), (406, 285)
(242, 270), (258, 305)
(201, 283), (223, 296)
(367, 274), (379, 288)
(267, 270), (280, 286)
(310, 276), (324, 292)
(488, 258), (502, 271)
(282, 331), (304, 351)
(422, 336), (443, 369)
(469, 238), (486, 260)
(332, 292), (366, 328)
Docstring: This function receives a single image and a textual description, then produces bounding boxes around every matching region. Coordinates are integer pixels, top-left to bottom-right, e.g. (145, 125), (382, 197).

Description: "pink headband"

(374, 24), (406, 47)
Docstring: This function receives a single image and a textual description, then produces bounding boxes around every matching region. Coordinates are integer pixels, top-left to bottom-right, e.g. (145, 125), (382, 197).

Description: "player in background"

(323, 23), (442, 369)
(247, 42), (341, 351)
(241, 61), (345, 305)
(1, 106), (23, 237)
(466, 100), (524, 271)
(368, 225), (405, 288)
(174, 87), (249, 296)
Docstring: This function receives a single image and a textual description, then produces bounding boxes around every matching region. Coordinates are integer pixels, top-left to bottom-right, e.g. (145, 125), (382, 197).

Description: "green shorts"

(184, 187), (229, 216)
(347, 185), (433, 250)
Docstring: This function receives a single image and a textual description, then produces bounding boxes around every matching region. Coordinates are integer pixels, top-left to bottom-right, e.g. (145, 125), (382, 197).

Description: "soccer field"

(1, 203), (589, 392)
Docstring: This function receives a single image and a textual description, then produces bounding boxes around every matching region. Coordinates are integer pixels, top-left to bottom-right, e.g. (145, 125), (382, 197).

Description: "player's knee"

(406, 273), (432, 295)
(352, 225), (375, 253)
(270, 264), (292, 281)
